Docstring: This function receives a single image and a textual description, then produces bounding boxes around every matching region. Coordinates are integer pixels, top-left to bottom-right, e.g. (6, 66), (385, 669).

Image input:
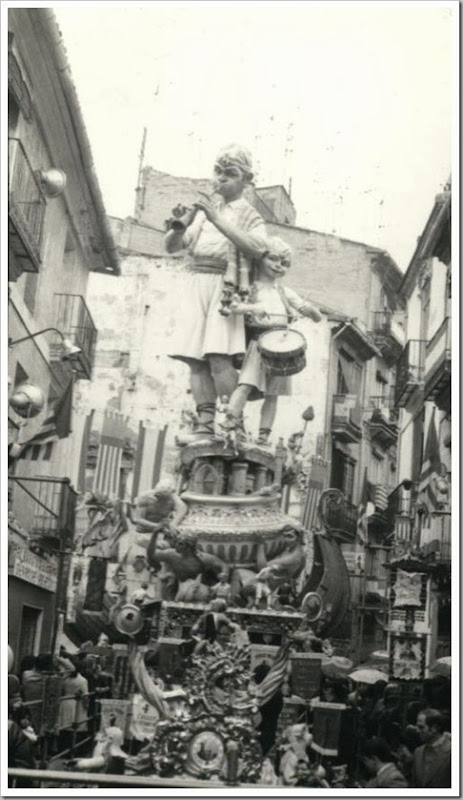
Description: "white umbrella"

(370, 650), (389, 663)
(349, 668), (389, 685)
(429, 656), (451, 677)
(321, 656), (354, 679)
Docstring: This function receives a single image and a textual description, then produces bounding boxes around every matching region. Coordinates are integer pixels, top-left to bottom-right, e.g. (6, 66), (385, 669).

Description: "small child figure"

(16, 708), (38, 745)
(227, 236), (321, 446)
(253, 569), (273, 609)
(210, 571), (232, 604)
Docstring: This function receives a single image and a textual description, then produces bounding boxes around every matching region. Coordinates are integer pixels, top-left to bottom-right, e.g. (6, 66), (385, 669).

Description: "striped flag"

(301, 458), (328, 530)
(131, 421), (168, 500)
(93, 411), (129, 499)
(417, 407), (441, 513)
(374, 484), (390, 511)
(256, 641), (292, 707)
(357, 468), (374, 543)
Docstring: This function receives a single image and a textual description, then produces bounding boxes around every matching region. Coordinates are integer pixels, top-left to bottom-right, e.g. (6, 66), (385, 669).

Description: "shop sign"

(9, 547), (57, 592)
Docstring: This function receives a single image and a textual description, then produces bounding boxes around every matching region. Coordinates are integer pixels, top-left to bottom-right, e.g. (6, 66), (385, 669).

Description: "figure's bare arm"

(171, 494), (188, 526)
(255, 537), (268, 572)
(285, 288), (322, 322)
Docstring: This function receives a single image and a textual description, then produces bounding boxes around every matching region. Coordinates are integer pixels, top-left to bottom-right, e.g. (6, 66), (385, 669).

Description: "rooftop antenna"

(137, 127), (147, 187)
(283, 120), (294, 190)
(134, 127), (147, 218)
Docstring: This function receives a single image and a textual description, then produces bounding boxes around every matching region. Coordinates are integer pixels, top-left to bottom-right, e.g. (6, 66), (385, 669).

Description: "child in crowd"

(225, 236), (322, 445)
(14, 707), (38, 745)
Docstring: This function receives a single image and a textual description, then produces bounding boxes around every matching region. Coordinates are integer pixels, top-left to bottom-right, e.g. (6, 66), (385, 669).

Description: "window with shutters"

(337, 349), (362, 395)
(411, 409), (425, 483)
(331, 446), (356, 502)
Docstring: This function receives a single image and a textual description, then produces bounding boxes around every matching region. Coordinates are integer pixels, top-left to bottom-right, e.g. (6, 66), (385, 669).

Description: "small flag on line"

(301, 458), (328, 530)
(132, 422), (168, 500)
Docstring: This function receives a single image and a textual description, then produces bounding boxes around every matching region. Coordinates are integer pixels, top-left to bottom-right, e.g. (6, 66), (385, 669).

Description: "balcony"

(8, 137), (46, 275)
(394, 340), (426, 407)
(367, 395), (398, 450)
(332, 394), (362, 444)
(325, 498), (358, 543)
(419, 514), (451, 563)
(52, 294), (98, 380)
(8, 476), (77, 551)
(424, 317), (451, 412)
(371, 311), (404, 363)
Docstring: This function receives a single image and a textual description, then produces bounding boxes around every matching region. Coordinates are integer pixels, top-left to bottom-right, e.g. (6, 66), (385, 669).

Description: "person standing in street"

(412, 708), (451, 788)
(362, 737), (408, 788)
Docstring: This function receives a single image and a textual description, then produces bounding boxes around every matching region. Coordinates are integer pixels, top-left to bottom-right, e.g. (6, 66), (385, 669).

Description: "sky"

(51, 1), (455, 271)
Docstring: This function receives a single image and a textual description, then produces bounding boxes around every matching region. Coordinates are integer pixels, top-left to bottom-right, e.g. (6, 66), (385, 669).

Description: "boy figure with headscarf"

(165, 144), (267, 443)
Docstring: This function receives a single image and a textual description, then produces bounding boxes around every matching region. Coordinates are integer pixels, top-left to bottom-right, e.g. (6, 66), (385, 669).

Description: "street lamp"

(8, 327), (82, 360)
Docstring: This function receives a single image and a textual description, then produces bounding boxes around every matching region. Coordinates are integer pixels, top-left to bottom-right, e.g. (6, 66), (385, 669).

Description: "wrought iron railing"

(394, 340), (426, 406)
(54, 293), (98, 379)
(325, 498), (358, 537)
(9, 137), (46, 268)
(8, 690), (100, 780)
(424, 316), (451, 400)
(369, 391), (399, 424)
(8, 476), (77, 546)
(371, 311), (392, 336)
(331, 395), (363, 443)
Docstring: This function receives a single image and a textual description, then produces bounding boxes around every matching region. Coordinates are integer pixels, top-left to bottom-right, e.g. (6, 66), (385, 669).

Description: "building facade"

(8, 8), (119, 667)
(391, 180), (451, 665)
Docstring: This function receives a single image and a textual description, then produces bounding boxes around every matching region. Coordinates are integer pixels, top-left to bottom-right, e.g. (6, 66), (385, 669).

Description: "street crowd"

(8, 638), (451, 789)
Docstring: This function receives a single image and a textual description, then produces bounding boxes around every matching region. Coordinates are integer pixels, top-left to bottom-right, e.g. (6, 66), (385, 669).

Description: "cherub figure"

(210, 572), (232, 604)
(129, 479), (187, 541)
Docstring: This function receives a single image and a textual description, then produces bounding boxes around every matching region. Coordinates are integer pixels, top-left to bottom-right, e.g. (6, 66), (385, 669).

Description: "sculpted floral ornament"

(127, 640), (262, 782)
(147, 713), (262, 781)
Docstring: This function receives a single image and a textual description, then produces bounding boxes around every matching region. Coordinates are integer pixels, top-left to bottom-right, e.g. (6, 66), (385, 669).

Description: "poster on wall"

(128, 693), (161, 741)
(290, 653), (323, 700)
(392, 569), (424, 607)
(99, 698), (130, 735)
(390, 634), (425, 681)
(310, 701), (346, 756)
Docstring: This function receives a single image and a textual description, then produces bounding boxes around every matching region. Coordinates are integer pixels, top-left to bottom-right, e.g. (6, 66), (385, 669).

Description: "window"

(17, 605), (43, 665)
(411, 409), (425, 483)
(23, 272), (38, 315)
(420, 279), (431, 342)
(31, 444), (41, 461)
(331, 446), (356, 502)
(337, 349), (362, 395)
(43, 442), (53, 460)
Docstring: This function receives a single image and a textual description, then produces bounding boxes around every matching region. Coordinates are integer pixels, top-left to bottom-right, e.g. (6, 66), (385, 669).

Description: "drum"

(257, 328), (307, 376)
